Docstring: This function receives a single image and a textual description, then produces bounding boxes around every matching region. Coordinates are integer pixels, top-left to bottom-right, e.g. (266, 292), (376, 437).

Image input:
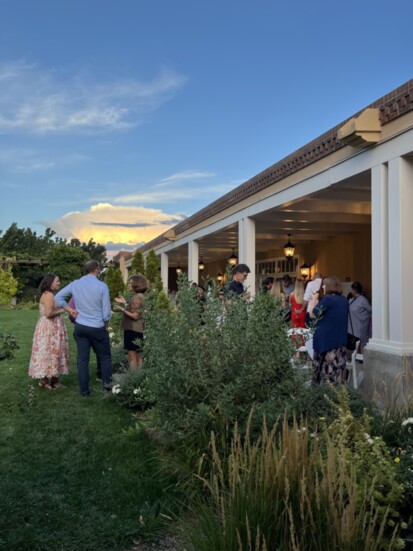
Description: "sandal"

(50, 377), (64, 389)
(38, 378), (53, 390)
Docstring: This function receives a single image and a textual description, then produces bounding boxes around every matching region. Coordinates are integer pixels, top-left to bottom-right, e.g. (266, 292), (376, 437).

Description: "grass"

(0, 308), (175, 551)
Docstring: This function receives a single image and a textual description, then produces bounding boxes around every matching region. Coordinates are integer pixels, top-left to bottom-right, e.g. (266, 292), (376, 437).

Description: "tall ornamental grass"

(186, 415), (403, 551)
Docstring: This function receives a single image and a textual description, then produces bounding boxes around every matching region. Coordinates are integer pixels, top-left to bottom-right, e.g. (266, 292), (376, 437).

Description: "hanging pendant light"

(198, 258), (205, 271)
(283, 234), (295, 259)
(300, 262), (310, 279)
(176, 263), (182, 274)
(216, 271), (224, 282)
(228, 248), (238, 266)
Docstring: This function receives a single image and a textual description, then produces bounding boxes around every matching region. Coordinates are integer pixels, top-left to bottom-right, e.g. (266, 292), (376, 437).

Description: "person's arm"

(102, 285), (112, 327)
(54, 283), (77, 318)
(308, 292), (320, 319)
(42, 293), (66, 319)
(118, 295), (141, 321)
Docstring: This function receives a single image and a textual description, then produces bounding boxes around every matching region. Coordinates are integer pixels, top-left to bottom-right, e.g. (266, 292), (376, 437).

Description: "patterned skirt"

(29, 315), (69, 379)
(312, 346), (348, 384)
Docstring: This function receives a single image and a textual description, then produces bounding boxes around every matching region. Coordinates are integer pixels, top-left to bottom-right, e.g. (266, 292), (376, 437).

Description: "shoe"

(38, 379), (53, 390)
(81, 391), (91, 398)
(102, 387), (112, 399)
(50, 377), (64, 389)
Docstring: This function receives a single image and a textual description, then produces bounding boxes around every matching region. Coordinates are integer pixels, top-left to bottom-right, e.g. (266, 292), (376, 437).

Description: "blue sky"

(1, 0), (412, 255)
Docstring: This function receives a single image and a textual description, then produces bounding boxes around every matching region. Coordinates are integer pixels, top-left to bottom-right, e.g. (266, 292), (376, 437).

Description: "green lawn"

(0, 309), (173, 551)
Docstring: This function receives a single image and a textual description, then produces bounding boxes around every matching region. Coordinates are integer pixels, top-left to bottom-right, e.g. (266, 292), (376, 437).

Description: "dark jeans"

(74, 323), (112, 396)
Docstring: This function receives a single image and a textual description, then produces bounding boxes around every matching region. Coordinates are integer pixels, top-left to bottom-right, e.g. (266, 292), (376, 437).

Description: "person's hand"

(114, 296), (126, 304)
(113, 305), (124, 313)
(67, 307), (78, 318)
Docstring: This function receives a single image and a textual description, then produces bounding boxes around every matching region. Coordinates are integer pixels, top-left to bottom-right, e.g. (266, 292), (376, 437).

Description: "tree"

(130, 249), (145, 276)
(0, 223), (62, 257)
(105, 264), (124, 302)
(0, 265), (18, 303)
(46, 243), (88, 286)
(145, 249), (162, 291)
(69, 238), (107, 265)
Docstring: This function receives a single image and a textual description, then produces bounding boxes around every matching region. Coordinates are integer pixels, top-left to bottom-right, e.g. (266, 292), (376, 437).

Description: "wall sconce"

(228, 248), (238, 266)
(216, 272), (224, 283)
(176, 263), (182, 274)
(198, 258), (205, 271)
(283, 234), (295, 259)
(300, 262), (310, 279)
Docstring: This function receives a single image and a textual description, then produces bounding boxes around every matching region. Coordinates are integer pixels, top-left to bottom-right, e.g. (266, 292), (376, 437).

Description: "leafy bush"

(112, 370), (156, 410)
(0, 331), (19, 361)
(143, 276), (297, 449)
(185, 413), (403, 551)
(371, 402), (413, 527)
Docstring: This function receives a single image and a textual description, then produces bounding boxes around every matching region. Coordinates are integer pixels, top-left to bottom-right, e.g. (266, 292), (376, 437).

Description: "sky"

(0, 0), (412, 257)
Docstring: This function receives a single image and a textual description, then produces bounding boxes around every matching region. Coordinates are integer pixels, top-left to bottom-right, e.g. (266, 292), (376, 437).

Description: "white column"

(387, 157), (413, 350)
(160, 252), (169, 292)
(239, 217), (256, 297)
(188, 240), (199, 285)
(369, 157), (413, 354)
(370, 163), (389, 343)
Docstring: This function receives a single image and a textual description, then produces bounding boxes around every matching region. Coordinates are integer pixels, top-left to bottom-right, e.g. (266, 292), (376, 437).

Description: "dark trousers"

(74, 323), (112, 396)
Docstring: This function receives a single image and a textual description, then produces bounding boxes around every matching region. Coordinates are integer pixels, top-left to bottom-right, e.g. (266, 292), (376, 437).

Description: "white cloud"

(42, 202), (185, 246)
(0, 61), (187, 135)
(156, 170), (216, 186)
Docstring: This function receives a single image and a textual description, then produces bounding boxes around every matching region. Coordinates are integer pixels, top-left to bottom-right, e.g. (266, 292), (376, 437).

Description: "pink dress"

(29, 303), (69, 379)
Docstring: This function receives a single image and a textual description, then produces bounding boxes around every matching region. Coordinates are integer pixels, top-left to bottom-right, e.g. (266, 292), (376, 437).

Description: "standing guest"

(281, 275), (294, 321)
(224, 264), (251, 297)
(303, 272), (323, 323)
(114, 274), (148, 370)
(348, 281), (372, 351)
(270, 279), (286, 310)
(309, 276), (349, 384)
(29, 274), (73, 390)
(262, 276), (275, 293)
(290, 278), (306, 328)
(68, 296), (102, 381)
(55, 260), (112, 397)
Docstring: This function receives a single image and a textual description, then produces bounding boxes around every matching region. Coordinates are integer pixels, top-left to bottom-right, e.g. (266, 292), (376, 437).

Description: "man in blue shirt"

(55, 260), (112, 397)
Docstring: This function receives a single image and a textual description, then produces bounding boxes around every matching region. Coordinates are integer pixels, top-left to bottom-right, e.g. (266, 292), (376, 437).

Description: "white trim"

(366, 339), (413, 356)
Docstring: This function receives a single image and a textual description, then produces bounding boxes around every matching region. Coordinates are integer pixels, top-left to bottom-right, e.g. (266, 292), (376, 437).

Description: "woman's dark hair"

(129, 274), (148, 293)
(351, 281), (363, 294)
(39, 273), (58, 295)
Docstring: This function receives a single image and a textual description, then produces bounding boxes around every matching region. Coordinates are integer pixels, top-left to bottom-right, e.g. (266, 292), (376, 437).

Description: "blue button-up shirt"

(55, 275), (111, 328)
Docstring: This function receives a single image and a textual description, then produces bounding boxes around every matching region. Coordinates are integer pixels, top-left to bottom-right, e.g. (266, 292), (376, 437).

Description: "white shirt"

(303, 278), (322, 312)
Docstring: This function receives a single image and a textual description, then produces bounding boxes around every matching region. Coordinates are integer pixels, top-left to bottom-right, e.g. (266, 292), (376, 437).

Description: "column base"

(363, 347), (413, 407)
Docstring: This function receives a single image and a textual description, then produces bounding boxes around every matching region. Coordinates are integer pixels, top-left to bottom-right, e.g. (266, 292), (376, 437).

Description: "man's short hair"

(263, 276), (274, 286)
(233, 263), (250, 275)
(84, 260), (99, 274)
(282, 274), (292, 282)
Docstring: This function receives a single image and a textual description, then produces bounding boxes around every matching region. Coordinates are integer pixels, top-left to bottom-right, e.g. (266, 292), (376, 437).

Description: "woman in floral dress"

(29, 273), (70, 389)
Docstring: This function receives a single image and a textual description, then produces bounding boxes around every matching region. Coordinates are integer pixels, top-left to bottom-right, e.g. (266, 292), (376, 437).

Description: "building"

(127, 80), (413, 400)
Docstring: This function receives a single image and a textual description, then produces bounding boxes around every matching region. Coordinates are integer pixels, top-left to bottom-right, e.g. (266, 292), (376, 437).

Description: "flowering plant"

(111, 370), (155, 410)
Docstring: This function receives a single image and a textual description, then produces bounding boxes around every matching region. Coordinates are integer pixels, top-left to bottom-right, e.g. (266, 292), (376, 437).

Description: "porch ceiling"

(167, 170), (371, 265)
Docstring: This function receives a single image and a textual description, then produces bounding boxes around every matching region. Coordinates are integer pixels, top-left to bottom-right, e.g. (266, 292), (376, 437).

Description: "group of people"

(29, 258), (372, 394)
(228, 264), (372, 385)
(29, 260), (148, 397)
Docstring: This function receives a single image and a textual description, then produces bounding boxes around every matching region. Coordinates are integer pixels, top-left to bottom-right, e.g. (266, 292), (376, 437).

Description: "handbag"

(347, 300), (358, 351)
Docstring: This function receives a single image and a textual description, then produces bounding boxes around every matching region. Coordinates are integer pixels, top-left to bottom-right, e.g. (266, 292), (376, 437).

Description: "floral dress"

(29, 303), (69, 379)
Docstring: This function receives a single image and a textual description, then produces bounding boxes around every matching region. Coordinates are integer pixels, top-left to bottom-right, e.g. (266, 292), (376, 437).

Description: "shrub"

(0, 331), (19, 361)
(143, 276), (297, 450)
(112, 370), (156, 410)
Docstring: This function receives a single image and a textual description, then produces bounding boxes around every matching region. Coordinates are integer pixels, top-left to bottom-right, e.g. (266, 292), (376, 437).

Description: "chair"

(287, 328), (313, 370)
(346, 340), (361, 389)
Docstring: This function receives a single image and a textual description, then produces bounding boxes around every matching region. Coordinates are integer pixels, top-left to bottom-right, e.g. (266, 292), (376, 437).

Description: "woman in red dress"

(290, 278), (306, 328)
